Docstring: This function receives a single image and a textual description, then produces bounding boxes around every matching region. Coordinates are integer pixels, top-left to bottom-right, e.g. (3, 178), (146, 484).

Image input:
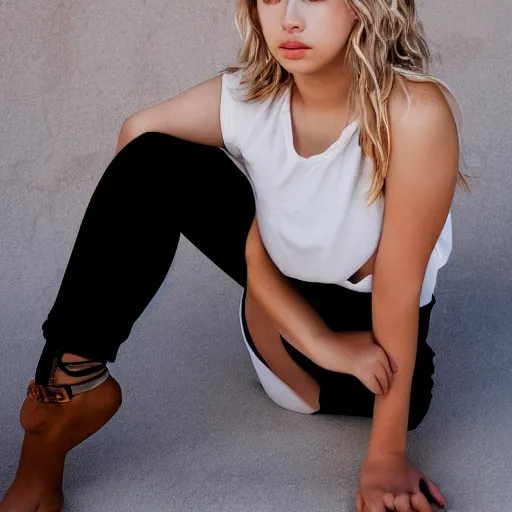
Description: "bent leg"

(1, 133), (255, 512)
(40, 133), (253, 368)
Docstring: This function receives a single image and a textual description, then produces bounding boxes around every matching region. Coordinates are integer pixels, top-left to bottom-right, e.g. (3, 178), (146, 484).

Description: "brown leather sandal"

(28, 348), (110, 404)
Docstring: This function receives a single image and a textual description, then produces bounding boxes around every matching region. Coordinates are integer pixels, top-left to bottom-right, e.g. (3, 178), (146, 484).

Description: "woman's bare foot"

(0, 366), (122, 512)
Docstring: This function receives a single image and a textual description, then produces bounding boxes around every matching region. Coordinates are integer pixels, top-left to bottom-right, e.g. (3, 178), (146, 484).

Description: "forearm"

(366, 290), (420, 459)
(245, 219), (330, 361)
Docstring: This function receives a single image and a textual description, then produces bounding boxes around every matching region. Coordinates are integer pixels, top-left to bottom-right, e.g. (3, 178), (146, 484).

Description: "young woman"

(0, 1), (470, 511)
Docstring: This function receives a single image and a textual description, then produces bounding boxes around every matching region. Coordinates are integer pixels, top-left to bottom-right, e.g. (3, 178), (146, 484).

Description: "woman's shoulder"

(221, 68), (288, 137)
(389, 68), (463, 131)
(221, 69), (265, 98)
(221, 68), (242, 87)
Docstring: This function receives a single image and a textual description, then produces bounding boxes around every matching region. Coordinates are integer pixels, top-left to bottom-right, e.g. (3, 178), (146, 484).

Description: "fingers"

(381, 354), (394, 383)
(394, 493), (415, 511)
(383, 492), (395, 510)
(389, 353), (398, 373)
(378, 359), (392, 393)
(419, 477), (446, 508)
(359, 489), (434, 512)
(411, 491), (432, 512)
(372, 374), (384, 395)
(368, 364), (393, 395)
(372, 361), (390, 394)
(359, 493), (434, 512)
(356, 489), (364, 512)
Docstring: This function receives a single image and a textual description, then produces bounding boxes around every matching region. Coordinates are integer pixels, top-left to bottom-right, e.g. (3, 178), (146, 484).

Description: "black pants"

(37, 132), (436, 430)
(240, 286), (436, 430)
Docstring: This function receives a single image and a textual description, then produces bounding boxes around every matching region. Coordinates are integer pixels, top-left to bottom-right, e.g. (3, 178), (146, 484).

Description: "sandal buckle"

(27, 379), (71, 404)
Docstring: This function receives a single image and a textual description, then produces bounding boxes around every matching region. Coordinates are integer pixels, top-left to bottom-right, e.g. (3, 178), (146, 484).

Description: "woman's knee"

(121, 131), (212, 164)
(98, 132), (199, 210)
(121, 131), (188, 153)
(111, 132), (226, 199)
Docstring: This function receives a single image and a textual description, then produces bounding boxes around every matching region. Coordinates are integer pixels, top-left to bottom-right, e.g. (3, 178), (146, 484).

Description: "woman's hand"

(356, 453), (447, 512)
(313, 330), (398, 395)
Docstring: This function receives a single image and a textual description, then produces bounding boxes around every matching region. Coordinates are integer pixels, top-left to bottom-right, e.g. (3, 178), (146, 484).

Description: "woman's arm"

(246, 219), (397, 394)
(245, 217), (331, 362)
(115, 74), (228, 155)
(366, 83), (459, 459)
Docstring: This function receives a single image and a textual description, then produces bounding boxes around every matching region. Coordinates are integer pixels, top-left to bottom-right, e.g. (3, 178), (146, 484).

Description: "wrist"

(292, 325), (331, 363)
(310, 329), (333, 366)
(365, 446), (407, 463)
(311, 330), (353, 373)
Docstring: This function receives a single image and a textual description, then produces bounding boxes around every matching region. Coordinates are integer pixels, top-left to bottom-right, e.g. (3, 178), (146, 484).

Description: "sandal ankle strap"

(27, 368), (110, 404)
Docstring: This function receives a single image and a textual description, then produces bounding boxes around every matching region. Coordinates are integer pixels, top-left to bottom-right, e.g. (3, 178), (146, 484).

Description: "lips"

(279, 41), (311, 49)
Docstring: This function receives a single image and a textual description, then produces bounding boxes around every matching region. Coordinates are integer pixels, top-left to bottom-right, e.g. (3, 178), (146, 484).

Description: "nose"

(282, 1), (305, 33)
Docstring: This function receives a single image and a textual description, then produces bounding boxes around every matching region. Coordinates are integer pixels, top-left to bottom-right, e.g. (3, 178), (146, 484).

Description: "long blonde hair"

(219, 0), (472, 207)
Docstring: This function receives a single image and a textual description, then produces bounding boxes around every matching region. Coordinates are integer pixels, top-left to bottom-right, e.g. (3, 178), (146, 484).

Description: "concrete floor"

(1, 1), (511, 511)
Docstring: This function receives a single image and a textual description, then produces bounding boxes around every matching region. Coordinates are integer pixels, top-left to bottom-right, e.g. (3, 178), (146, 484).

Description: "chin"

(277, 57), (314, 69)
(283, 63), (325, 77)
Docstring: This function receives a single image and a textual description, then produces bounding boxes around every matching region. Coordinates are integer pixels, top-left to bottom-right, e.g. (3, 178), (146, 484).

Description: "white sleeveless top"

(220, 68), (462, 307)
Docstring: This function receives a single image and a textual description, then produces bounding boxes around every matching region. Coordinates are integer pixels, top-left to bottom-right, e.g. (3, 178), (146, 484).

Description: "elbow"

(116, 117), (146, 155)
(245, 216), (269, 271)
(245, 240), (265, 282)
(245, 246), (256, 288)
(245, 240), (257, 268)
(121, 115), (147, 139)
(244, 222), (258, 264)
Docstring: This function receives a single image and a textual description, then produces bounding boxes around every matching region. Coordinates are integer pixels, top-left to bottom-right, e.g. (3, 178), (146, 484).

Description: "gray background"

(1, 1), (510, 511)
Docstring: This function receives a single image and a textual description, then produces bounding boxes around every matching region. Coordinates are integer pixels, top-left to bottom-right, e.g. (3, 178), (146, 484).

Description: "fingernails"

(419, 479), (436, 505)
(418, 479), (446, 508)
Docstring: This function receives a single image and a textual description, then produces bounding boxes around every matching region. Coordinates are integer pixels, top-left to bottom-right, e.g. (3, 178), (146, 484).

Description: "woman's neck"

(291, 63), (354, 115)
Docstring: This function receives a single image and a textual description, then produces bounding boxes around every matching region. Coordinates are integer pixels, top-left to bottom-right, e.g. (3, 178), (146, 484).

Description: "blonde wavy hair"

(220, 0), (472, 207)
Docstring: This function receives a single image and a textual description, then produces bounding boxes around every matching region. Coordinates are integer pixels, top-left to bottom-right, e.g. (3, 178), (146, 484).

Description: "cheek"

(312, 4), (353, 40)
(318, 23), (352, 55)
(323, 10), (355, 48)
(257, 5), (276, 38)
